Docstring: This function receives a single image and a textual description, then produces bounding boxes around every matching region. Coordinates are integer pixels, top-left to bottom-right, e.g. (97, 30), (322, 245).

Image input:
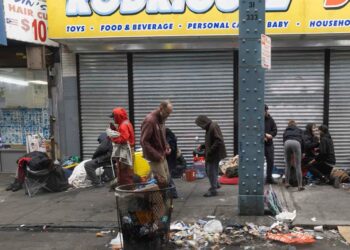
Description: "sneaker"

(203, 191), (217, 197)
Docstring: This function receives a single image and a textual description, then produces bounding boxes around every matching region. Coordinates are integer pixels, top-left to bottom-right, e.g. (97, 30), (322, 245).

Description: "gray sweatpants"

(206, 160), (220, 192)
(284, 140), (302, 187)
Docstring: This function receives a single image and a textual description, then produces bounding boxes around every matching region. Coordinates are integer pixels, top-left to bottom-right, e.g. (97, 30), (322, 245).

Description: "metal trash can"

(115, 183), (174, 250)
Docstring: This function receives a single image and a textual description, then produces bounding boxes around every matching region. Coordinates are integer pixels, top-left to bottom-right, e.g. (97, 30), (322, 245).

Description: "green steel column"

(238, 0), (266, 215)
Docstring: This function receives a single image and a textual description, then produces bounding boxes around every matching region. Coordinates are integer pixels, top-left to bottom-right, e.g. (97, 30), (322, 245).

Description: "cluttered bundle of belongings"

(218, 155), (239, 185)
(6, 151), (69, 197)
(115, 180), (173, 249)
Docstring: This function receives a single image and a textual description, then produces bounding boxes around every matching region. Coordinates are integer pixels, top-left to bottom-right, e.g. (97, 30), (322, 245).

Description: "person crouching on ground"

(283, 120), (304, 191)
(84, 132), (112, 187)
(307, 125), (335, 184)
(195, 115), (227, 197)
(109, 107), (135, 186)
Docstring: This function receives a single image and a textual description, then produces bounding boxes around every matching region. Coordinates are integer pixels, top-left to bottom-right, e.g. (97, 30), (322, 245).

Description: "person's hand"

(110, 123), (117, 130)
(265, 133), (273, 140)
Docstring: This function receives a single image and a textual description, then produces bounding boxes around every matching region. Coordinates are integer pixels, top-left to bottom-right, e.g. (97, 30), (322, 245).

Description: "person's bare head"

(288, 120), (296, 127)
(159, 100), (173, 120)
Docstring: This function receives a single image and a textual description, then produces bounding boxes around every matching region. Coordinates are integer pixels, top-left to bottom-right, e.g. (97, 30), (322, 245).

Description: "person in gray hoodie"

(195, 115), (227, 197)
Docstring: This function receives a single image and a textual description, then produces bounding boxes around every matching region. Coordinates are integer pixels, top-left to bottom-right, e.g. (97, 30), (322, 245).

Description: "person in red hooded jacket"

(109, 107), (135, 186)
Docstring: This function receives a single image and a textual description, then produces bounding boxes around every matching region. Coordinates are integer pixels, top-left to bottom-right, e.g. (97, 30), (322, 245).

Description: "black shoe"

(217, 184), (222, 189)
(203, 191), (217, 197)
(6, 183), (14, 191)
(266, 179), (277, 185)
(11, 182), (23, 192)
(172, 194), (179, 199)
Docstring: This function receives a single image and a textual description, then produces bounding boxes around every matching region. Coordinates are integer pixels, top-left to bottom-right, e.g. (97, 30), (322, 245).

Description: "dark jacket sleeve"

(303, 134), (319, 152)
(316, 138), (328, 162)
(270, 118), (277, 137)
(283, 129), (287, 143)
(208, 124), (224, 155)
(140, 122), (163, 162)
(92, 139), (111, 159)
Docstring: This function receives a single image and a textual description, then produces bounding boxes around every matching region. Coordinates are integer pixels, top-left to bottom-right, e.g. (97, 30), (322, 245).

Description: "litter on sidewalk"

(169, 218), (319, 248)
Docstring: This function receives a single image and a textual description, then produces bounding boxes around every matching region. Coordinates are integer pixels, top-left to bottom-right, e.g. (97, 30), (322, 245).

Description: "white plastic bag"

(203, 219), (223, 234)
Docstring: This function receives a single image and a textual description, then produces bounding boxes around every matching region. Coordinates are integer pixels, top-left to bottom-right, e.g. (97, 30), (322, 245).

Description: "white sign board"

(261, 34), (271, 70)
(3, 0), (57, 46)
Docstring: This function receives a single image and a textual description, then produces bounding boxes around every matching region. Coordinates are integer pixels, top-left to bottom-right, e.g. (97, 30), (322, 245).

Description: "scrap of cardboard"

(338, 226), (350, 243)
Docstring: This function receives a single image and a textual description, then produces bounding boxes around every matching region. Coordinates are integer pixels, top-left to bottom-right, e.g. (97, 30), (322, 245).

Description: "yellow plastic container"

(133, 151), (151, 178)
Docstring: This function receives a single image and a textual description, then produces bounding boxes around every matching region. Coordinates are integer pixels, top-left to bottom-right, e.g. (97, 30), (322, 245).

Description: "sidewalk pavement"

(0, 173), (349, 231)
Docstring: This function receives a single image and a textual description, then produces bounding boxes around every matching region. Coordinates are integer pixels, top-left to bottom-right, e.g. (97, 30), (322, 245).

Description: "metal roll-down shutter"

(133, 52), (234, 163)
(79, 54), (128, 159)
(329, 50), (350, 169)
(265, 51), (325, 168)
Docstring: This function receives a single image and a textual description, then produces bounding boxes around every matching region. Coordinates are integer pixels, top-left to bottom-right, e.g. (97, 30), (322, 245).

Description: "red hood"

(112, 108), (128, 125)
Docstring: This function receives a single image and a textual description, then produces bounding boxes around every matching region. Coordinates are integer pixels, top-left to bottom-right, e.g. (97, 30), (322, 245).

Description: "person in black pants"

(165, 128), (179, 198)
(84, 133), (112, 187)
(264, 104), (278, 184)
(307, 125), (335, 184)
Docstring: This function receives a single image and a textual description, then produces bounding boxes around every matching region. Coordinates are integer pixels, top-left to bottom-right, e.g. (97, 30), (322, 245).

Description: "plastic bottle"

(341, 183), (350, 190)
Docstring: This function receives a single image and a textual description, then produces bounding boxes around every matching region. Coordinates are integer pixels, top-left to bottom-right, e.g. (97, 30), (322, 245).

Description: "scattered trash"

(0, 199), (5, 203)
(96, 232), (104, 237)
(311, 217), (317, 222)
(20, 224), (25, 228)
(316, 235), (324, 240)
(276, 210), (297, 223)
(314, 225), (324, 232)
(42, 225), (47, 231)
(265, 185), (283, 215)
(266, 232), (316, 244)
(204, 220), (223, 234)
(207, 215), (216, 219)
(110, 232), (123, 250)
(170, 221), (189, 231)
(338, 226), (350, 244)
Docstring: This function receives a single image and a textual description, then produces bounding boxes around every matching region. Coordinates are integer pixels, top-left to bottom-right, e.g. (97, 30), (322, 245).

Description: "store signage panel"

(48, 0), (350, 39)
(4, 0), (57, 46)
(0, 0), (6, 45)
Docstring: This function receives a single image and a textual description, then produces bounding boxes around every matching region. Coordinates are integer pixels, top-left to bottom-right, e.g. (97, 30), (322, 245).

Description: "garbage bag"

(203, 219), (223, 234)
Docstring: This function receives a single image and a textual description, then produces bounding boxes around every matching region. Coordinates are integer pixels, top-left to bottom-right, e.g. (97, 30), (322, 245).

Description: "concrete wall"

(52, 46), (80, 160)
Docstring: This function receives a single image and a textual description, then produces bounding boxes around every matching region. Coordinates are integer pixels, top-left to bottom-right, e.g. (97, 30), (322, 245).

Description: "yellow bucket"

(133, 151), (151, 178)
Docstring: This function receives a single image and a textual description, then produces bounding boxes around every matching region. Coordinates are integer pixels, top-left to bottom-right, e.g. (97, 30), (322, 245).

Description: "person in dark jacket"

(195, 115), (227, 197)
(283, 120), (304, 191)
(166, 128), (178, 198)
(84, 133), (112, 187)
(140, 100), (173, 188)
(302, 123), (320, 168)
(308, 125), (335, 184)
(265, 104), (278, 184)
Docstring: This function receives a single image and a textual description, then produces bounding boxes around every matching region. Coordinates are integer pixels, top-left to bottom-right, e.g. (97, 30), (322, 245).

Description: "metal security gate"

(79, 54), (128, 159)
(133, 52), (234, 163)
(265, 51), (325, 168)
(329, 50), (350, 169)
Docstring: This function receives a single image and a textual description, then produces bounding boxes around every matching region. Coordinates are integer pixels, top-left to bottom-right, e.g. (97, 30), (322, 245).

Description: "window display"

(0, 68), (49, 145)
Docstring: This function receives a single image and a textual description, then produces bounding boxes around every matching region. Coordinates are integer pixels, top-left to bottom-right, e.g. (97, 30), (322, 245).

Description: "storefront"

(0, 0), (57, 172)
(47, 0), (350, 168)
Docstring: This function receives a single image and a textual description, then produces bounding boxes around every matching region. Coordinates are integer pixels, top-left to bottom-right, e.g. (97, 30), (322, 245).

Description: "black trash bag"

(45, 165), (69, 192)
